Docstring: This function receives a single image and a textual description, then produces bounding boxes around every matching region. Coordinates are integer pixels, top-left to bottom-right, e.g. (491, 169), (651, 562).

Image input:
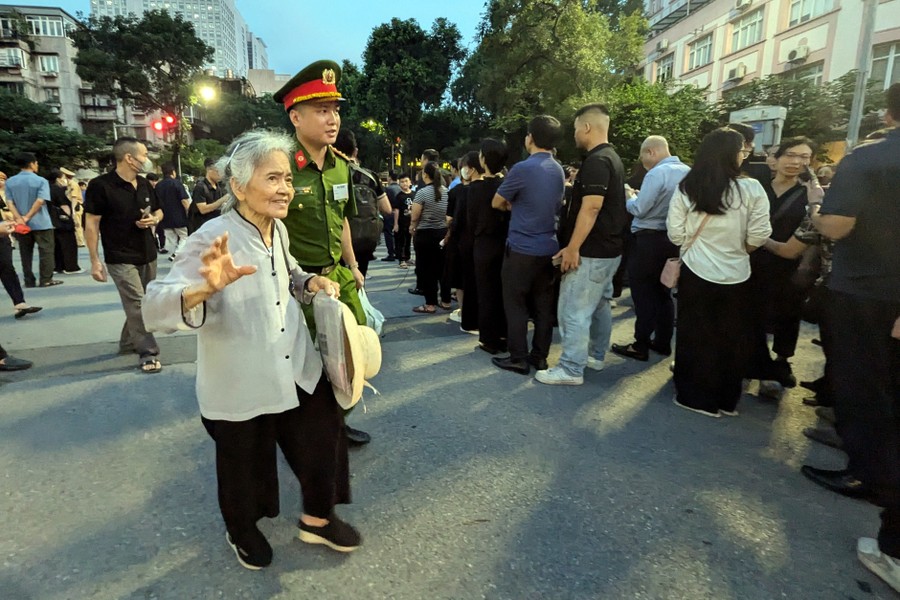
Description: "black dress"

(468, 177), (508, 350)
(48, 183), (79, 273)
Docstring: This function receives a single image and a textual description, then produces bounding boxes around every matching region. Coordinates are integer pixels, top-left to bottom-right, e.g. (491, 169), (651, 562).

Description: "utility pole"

(846, 0), (879, 149)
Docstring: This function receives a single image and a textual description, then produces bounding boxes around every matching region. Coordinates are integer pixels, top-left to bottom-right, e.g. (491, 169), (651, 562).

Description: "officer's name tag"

(333, 183), (349, 201)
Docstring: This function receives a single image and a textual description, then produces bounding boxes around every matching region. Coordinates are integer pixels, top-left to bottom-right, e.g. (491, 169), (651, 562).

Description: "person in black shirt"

(803, 84), (900, 592)
(449, 151), (481, 331)
(155, 163), (191, 260)
(84, 137), (163, 373)
(381, 171), (400, 261)
(548, 104), (627, 384)
(392, 175), (415, 267)
(189, 158), (226, 234)
(745, 137), (815, 389)
(468, 138), (509, 354)
(47, 169), (80, 274)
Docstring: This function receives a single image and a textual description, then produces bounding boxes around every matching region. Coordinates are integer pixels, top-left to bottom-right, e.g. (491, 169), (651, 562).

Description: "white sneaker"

(448, 309), (461, 323)
(535, 367), (583, 386)
(586, 357), (605, 371)
(858, 537), (900, 593)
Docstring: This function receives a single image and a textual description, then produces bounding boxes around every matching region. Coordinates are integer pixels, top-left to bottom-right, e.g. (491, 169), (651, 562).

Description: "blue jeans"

(557, 256), (621, 377)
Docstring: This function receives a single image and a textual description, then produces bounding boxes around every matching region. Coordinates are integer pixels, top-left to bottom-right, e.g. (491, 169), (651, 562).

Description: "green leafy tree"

(70, 9), (214, 172)
(159, 139), (226, 177)
(203, 92), (289, 144)
(0, 94), (104, 173)
(359, 18), (466, 149)
(574, 80), (721, 164)
(720, 71), (885, 148)
(454, 0), (646, 132)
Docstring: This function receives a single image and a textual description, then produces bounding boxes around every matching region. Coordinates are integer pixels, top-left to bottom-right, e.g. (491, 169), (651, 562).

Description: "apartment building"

(90, 0), (265, 78)
(643, 0), (900, 101)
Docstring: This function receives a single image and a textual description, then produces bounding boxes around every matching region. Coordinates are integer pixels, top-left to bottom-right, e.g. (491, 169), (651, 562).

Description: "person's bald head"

(573, 104), (610, 150)
(640, 135), (671, 170)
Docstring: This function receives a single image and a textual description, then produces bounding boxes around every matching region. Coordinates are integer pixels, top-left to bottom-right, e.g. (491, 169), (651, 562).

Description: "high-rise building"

(247, 32), (267, 70)
(642, 0), (900, 102)
(89, 0), (264, 78)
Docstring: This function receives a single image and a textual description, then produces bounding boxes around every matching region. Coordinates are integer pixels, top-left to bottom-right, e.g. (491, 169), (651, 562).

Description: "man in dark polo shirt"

(84, 137), (163, 373)
(189, 158), (226, 234)
(545, 104), (627, 385)
(489, 115), (565, 375)
(800, 83), (900, 592)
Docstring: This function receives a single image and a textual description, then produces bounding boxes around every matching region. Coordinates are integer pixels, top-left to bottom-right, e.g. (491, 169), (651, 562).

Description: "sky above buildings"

(12, 0), (485, 74)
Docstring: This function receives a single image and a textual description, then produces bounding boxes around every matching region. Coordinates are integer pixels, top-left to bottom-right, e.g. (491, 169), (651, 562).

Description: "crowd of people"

(0, 56), (896, 590)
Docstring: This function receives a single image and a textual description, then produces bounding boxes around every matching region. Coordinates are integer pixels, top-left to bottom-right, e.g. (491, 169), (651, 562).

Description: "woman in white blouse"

(666, 127), (772, 418)
(143, 130), (361, 570)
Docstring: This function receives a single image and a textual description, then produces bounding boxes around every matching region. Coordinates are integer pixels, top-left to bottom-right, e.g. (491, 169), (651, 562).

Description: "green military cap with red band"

(273, 59), (345, 111)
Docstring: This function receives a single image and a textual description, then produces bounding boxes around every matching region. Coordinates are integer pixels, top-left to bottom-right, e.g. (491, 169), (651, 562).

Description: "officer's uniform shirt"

(283, 142), (356, 268)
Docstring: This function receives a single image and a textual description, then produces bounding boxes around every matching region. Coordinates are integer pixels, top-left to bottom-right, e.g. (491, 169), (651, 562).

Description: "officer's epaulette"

(330, 145), (352, 163)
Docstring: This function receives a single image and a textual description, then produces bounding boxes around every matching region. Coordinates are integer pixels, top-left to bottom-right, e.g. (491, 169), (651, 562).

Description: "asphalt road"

(0, 247), (893, 599)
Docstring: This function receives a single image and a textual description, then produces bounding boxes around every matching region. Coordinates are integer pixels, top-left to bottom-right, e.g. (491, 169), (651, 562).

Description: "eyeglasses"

(784, 152), (812, 160)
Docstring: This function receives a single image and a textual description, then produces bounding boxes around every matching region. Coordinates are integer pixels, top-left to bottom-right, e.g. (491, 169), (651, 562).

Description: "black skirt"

(673, 266), (752, 414)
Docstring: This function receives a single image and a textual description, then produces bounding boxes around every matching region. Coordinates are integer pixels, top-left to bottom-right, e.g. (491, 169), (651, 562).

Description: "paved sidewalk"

(0, 248), (892, 599)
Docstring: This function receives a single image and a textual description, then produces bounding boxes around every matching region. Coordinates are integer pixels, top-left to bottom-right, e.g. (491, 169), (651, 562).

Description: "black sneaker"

(345, 425), (371, 446)
(225, 530), (272, 570)
(526, 356), (548, 371)
(298, 514), (361, 552)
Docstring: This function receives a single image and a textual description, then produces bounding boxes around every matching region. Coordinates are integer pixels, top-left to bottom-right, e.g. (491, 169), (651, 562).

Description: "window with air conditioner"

(731, 8), (764, 52)
(39, 55), (59, 74)
(656, 53), (675, 83)
(689, 34), (713, 70)
(789, 0), (833, 27)
(871, 43), (900, 91)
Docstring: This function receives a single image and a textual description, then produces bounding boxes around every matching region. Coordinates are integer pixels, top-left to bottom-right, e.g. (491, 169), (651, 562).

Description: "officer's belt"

(301, 264), (337, 276)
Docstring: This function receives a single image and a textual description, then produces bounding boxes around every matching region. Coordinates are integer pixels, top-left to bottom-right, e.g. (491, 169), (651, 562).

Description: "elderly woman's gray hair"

(217, 129), (296, 213)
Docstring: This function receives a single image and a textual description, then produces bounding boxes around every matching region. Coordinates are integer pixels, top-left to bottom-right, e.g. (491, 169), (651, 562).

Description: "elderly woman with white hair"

(143, 129), (361, 570)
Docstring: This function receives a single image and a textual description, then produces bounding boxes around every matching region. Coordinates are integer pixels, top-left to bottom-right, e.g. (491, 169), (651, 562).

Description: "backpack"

(347, 164), (383, 258)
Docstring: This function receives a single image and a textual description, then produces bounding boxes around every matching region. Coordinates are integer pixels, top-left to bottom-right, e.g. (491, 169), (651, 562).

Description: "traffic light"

(150, 114), (177, 134)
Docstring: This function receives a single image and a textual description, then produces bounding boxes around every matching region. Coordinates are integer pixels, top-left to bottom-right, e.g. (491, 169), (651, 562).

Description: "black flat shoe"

(407, 288), (424, 296)
(800, 466), (874, 502)
(772, 360), (797, 388)
(345, 425), (371, 446)
(0, 356), (32, 371)
(610, 343), (649, 362)
(478, 343), (506, 355)
(14, 306), (42, 319)
(380, 256), (396, 262)
(800, 378), (824, 393)
(491, 356), (529, 375)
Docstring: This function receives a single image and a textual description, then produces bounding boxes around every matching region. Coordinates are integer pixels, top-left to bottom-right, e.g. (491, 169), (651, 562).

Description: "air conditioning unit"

(656, 39), (669, 52)
(787, 45), (810, 62)
(727, 64), (748, 80)
(735, 0), (753, 9)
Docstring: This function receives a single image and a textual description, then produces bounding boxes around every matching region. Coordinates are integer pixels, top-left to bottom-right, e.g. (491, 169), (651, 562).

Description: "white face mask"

(460, 167), (471, 181)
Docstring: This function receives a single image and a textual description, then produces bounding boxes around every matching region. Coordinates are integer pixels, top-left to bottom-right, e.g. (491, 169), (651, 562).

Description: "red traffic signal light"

(151, 120), (164, 132)
(163, 114), (176, 127)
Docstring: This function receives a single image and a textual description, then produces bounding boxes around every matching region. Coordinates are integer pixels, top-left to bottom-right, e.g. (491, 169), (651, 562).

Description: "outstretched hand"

(198, 232), (257, 294)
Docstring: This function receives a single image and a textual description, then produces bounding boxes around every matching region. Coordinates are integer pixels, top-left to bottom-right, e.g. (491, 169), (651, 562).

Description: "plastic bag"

(358, 287), (384, 336)
(312, 292), (352, 398)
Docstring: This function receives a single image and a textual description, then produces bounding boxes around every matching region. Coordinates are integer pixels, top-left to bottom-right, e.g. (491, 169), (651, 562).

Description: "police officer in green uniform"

(274, 60), (370, 445)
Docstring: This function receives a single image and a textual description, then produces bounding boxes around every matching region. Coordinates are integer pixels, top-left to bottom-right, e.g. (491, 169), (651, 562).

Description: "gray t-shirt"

(413, 185), (448, 230)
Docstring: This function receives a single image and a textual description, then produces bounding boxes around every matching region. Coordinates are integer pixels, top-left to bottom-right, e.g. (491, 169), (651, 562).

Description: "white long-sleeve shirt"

(666, 177), (772, 284)
(142, 210), (323, 421)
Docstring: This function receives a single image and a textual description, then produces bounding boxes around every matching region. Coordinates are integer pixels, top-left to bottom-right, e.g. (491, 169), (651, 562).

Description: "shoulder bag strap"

(680, 212), (712, 256)
(770, 186), (806, 223)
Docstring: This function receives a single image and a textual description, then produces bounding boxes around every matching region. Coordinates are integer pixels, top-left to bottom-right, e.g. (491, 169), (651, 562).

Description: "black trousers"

(826, 291), (900, 557)
(413, 228), (449, 306)
(382, 214), (396, 258)
(501, 248), (555, 361)
(201, 375), (350, 539)
(745, 262), (805, 378)
(15, 229), (55, 286)
(459, 241), (479, 332)
(627, 230), (677, 350)
(473, 237), (507, 349)
(394, 218), (412, 261)
(0, 237), (24, 305)
(53, 228), (80, 273)
(674, 266), (751, 414)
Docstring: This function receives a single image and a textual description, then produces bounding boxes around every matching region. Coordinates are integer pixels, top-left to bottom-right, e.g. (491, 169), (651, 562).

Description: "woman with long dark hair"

(468, 138), (509, 353)
(410, 161), (451, 313)
(666, 127), (772, 417)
